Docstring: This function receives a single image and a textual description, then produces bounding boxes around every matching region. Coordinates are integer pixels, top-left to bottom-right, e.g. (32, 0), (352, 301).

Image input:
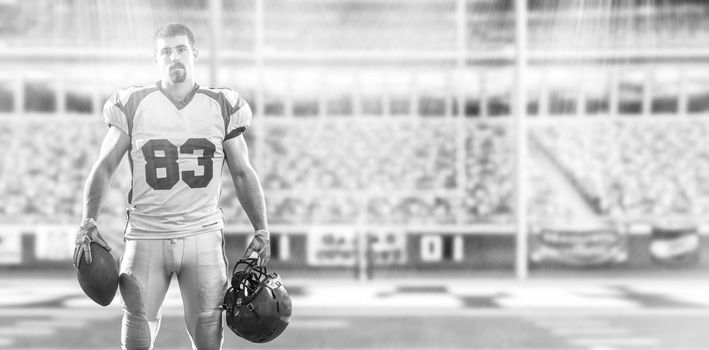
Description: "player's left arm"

(223, 134), (271, 266)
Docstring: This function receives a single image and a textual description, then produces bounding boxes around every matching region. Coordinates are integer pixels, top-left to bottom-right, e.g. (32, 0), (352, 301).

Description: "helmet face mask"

(222, 259), (292, 343)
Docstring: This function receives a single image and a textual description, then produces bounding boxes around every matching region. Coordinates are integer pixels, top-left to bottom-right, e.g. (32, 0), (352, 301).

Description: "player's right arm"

(73, 126), (130, 267)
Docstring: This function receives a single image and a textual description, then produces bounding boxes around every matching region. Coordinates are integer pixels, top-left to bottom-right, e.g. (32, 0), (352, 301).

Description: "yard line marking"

(0, 309), (120, 318)
(570, 337), (659, 347)
(0, 327), (56, 336)
(551, 327), (632, 336)
(528, 318), (611, 328)
(290, 307), (709, 318)
(2, 307), (709, 318)
(290, 319), (350, 329)
(14, 320), (89, 329)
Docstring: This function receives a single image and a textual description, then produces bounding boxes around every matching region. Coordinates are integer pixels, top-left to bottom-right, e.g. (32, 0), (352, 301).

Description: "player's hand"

(244, 230), (270, 267)
(73, 218), (111, 268)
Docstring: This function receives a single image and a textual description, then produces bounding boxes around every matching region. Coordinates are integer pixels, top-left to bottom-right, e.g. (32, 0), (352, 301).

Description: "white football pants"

(119, 229), (228, 350)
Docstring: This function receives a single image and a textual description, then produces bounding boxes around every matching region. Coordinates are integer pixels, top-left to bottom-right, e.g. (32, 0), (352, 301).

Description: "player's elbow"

(231, 170), (253, 188)
(231, 166), (262, 189)
(230, 167), (248, 182)
(230, 161), (259, 180)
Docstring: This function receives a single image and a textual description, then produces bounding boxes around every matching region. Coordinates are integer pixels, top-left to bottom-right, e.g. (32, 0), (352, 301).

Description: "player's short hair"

(154, 23), (196, 48)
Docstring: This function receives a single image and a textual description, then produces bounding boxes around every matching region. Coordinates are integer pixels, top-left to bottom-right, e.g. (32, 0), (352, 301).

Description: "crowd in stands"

(2, 117), (708, 226)
(0, 120), (128, 224)
(527, 137), (585, 227)
(533, 119), (709, 221)
(227, 119), (465, 225)
(463, 122), (515, 223)
(1, 118), (514, 226)
(258, 120), (457, 191)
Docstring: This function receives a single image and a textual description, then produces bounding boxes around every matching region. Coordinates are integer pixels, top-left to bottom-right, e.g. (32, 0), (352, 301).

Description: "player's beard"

(168, 66), (186, 83)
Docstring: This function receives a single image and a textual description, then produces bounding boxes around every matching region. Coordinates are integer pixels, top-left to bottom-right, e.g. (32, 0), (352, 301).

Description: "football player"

(72, 23), (271, 350)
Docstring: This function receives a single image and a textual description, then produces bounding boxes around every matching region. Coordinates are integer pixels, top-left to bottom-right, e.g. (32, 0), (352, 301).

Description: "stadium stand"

(2, 0), (709, 275)
(532, 119), (709, 221)
(0, 117), (503, 226)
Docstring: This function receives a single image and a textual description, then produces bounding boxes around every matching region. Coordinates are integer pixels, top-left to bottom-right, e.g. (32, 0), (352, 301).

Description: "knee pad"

(120, 273), (159, 350)
(188, 310), (224, 350)
(121, 311), (154, 350)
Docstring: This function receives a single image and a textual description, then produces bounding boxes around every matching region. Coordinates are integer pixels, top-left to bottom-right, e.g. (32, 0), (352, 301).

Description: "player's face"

(155, 35), (196, 84)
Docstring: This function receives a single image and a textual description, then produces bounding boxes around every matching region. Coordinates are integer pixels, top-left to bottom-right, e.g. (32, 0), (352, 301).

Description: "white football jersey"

(103, 83), (251, 239)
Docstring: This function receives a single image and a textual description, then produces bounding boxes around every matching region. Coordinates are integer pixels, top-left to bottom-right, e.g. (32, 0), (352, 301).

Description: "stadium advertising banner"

(307, 228), (408, 266)
(0, 229), (22, 265)
(367, 230), (407, 266)
(649, 225), (700, 266)
(307, 228), (357, 266)
(35, 227), (75, 261)
(530, 226), (628, 266)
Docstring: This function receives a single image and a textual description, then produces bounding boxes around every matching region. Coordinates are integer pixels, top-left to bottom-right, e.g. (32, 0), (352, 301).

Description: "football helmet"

(222, 258), (292, 343)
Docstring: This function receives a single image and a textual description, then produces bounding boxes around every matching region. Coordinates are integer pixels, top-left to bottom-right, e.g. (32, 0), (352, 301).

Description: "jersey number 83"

(142, 137), (215, 190)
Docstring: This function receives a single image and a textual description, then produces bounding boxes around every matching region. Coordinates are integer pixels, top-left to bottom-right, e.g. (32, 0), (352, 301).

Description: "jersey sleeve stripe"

(198, 89), (237, 135)
(224, 127), (246, 141)
(116, 87), (158, 137)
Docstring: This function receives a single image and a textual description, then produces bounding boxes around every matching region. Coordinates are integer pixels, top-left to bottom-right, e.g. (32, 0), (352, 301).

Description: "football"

(76, 242), (119, 306)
